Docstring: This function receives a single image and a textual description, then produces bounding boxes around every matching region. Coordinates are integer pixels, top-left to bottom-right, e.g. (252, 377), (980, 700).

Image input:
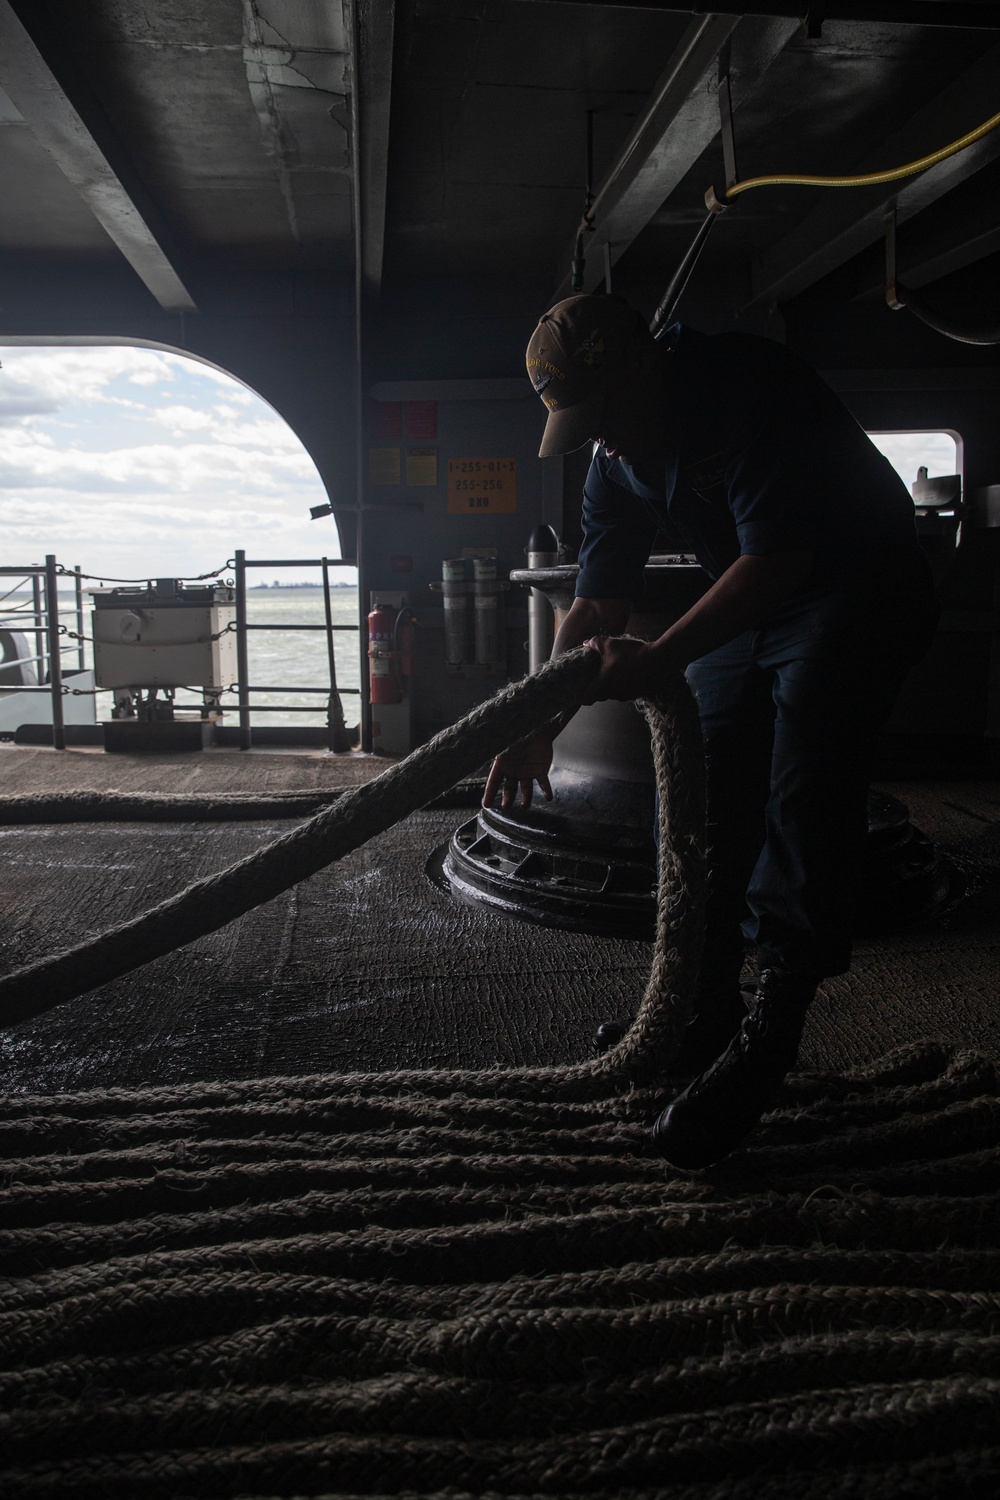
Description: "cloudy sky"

(1, 345), (957, 592)
(867, 429), (958, 489)
(0, 344), (349, 587)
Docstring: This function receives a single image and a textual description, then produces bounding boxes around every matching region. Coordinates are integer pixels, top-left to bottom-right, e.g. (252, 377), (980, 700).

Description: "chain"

(63, 563), (232, 584)
(63, 621), (237, 647)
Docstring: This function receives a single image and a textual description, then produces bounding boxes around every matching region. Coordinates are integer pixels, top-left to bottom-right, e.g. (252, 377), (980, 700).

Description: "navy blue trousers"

(682, 553), (938, 980)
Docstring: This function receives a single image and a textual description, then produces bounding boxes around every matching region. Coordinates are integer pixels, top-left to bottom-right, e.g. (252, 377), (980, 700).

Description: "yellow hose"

(724, 106), (1000, 199)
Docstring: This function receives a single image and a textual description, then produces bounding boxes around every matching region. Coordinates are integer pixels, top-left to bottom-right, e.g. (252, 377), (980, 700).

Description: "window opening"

(866, 431), (961, 494)
(0, 344), (357, 731)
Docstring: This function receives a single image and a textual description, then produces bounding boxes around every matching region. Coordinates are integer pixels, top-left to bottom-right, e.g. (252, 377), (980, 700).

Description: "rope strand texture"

(1, 658), (998, 1494)
(0, 650), (606, 1034)
(1, 1042), (997, 1497)
(0, 647), (705, 1094)
(0, 789), (350, 823)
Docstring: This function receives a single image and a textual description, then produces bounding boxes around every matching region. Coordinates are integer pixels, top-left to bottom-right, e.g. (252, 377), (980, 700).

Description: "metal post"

(718, 43), (739, 191)
(44, 554), (65, 750)
(74, 565), (85, 670)
(348, 0), (371, 755)
(31, 573), (44, 682)
(527, 524), (559, 672)
(357, 514), (372, 752)
(234, 549), (252, 750)
(322, 557), (350, 752)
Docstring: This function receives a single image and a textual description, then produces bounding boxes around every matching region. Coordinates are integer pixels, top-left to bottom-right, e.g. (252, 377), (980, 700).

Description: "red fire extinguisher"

(368, 604), (402, 705)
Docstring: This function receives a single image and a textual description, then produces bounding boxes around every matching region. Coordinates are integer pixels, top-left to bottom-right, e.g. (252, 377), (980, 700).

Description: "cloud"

(0, 385), (320, 497)
(0, 395), (60, 424)
(145, 404), (306, 450)
(868, 431), (958, 484)
(0, 440), (318, 494)
(151, 404), (222, 434)
(0, 344), (339, 580)
(0, 346), (178, 404)
(127, 366), (168, 387)
(4, 486), (334, 579)
(6, 492), (282, 533)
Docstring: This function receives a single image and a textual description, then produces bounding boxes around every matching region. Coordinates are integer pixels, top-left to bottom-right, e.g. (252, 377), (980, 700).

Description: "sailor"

(485, 294), (939, 1169)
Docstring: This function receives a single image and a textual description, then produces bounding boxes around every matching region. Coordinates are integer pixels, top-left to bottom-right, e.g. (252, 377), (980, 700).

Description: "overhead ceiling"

(0, 0), (352, 296)
(1, 0), (998, 333)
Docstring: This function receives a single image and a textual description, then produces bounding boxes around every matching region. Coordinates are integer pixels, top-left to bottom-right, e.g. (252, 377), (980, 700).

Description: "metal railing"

(1, 553), (361, 752)
(0, 556), (86, 750)
(232, 550), (360, 752)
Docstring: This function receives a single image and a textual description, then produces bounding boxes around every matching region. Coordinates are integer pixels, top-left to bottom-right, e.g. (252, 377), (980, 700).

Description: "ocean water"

(233, 586), (362, 728)
(4, 585), (362, 731)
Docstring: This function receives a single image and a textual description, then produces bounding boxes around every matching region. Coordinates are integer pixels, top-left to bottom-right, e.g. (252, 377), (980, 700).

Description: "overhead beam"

(529, 1), (1000, 29)
(841, 172), (1000, 300)
(745, 42), (1000, 309)
(902, 223), (1000, 291)
(552, 13), (798, 301)
(356, 0), (395, 297)
(553, 15), (736, 299)
(241, 1), (353, 253)
(0, 0), (197, 312)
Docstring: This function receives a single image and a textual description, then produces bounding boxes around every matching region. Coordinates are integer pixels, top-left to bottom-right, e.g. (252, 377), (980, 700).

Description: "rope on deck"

(1, 1040), (998, 1497)
(0, 648), (705, 1092)
(0, 784), (487, 824)
(1, 650), (999, 1495)
(0, 788), (351, 823)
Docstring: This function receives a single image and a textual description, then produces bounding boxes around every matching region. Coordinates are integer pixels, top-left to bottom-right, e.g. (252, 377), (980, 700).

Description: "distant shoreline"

(3, 582), (357, 599)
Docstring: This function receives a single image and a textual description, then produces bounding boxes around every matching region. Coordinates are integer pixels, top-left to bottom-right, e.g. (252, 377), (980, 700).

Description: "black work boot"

(652, 967), (817, 1169)
(668, 988), (749, 1075)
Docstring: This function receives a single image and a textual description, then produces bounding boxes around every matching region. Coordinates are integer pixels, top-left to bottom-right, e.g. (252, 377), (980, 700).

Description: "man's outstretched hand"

(483, 632), (676, 809)
(483, 732), (555, 810)
(581, 635), (667, 703)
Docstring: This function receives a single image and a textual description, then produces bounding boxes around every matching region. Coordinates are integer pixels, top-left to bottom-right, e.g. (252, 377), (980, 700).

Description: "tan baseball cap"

(526, 295), (653, 458)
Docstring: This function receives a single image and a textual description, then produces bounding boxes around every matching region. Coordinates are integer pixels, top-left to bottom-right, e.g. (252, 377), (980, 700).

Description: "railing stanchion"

(31, 574), (44, 685)
(44, 554), (65, 751)
(322, 557), (350, 753)
(357, 512), (372, 752)
(234, 550), (252, 750)
(74, 566), (85, 670)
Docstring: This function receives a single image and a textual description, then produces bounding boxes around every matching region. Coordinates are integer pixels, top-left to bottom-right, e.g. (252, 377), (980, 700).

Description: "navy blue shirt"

(576, 325), (919, 602)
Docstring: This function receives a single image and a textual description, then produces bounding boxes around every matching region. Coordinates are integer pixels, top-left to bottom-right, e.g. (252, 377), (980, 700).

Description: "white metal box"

(91, 582), (237, 691)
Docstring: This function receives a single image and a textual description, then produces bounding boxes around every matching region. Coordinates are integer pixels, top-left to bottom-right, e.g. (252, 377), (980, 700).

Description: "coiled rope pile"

(1, 651), (999, 1497)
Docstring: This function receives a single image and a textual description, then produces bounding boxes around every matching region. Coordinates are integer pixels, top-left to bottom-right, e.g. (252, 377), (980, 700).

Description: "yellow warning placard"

(447, 457), (516, 514)
(405, 445), (438, 486)
(368, 446), (401, 486)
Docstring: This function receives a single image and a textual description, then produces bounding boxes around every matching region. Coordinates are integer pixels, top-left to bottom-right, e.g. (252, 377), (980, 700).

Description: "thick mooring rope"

(0, 648), (705, 1092)
(0, 784), (485, 825)
(0, 788), (351, 823)
(0, 651), (600, 1030)
(2, 652), (999, 1496)
(1, 1039), (998, 1497)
